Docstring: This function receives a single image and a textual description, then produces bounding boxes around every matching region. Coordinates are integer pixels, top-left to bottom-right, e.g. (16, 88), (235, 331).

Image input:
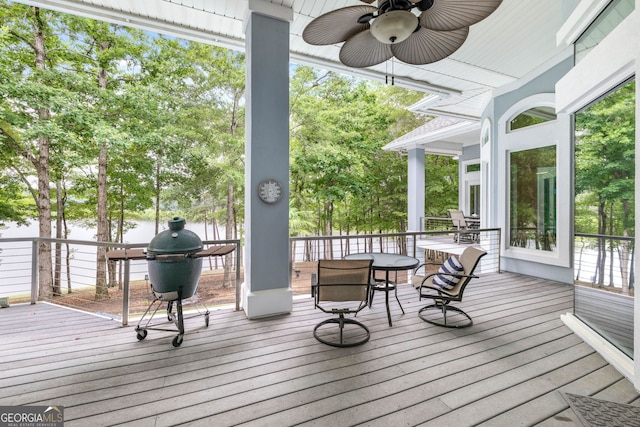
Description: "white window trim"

(557, 9), (637, 114)
(480, 118), (492, 228)
(498, 93), (571, 268)
(557, 0), (614, 47)
(460, 160), (480, 216)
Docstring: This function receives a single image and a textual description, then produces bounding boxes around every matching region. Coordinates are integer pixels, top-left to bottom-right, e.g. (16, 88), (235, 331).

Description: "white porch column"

(241, 0), (293, 319)
(407, 147), (425, 232)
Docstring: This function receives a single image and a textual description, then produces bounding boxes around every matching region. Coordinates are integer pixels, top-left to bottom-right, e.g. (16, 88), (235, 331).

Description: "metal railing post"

(122, 258), (130, 326)
(31, 240), (38, 304)
(497, 228), (502, 273)
(235, 241), (241, 312)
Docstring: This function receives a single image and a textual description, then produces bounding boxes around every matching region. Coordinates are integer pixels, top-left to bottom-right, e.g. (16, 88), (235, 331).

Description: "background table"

(343, 253), (419, 326)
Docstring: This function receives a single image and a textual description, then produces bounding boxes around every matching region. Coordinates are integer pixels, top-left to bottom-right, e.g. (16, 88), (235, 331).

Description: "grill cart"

(139, 217), (207, 347)
(108, 217), (235, 347)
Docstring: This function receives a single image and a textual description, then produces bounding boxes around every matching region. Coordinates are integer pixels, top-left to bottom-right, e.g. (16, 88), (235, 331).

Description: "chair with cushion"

(313, 259), (374, 347)
(412, 246), (487, 328)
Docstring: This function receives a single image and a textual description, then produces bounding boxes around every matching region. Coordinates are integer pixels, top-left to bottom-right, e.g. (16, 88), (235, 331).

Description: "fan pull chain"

(391, 58), (395, 86)
(386, 60), (388, 84)
(385, 59), (395, 86)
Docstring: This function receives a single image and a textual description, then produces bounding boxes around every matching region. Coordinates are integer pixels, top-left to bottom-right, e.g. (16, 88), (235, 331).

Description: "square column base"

(241, 283), (293, 319)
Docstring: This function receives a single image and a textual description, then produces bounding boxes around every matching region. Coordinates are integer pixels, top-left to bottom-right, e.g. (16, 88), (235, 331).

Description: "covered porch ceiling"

(18, 0), (581, 153)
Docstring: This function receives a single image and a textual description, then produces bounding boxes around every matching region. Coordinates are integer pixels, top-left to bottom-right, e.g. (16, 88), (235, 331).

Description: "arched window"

(498, 93), (571, 267)
(508, 106), (557, 132)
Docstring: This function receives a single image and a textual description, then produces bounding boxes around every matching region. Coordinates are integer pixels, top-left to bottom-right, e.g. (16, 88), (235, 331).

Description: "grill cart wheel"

(136, 329), (148, 341)
(172, 335), (183, 347)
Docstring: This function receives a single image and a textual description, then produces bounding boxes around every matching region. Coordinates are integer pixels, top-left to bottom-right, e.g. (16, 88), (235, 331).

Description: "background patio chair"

(313, 259), (373, 347)
(412, 246), (487, 328)
(448, 209), (479, 243)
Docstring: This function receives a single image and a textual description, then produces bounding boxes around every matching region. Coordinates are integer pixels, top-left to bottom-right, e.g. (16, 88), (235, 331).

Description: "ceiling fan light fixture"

(370, 10), (418, 44)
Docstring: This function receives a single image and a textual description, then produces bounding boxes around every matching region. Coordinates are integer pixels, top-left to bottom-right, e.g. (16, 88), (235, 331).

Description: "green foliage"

(0, 173), (34, 225)
(1, 2), (461, 240)
(424, 154), (458, 217)
(575, 80), (635, 237)
(289, 67), (441, 234)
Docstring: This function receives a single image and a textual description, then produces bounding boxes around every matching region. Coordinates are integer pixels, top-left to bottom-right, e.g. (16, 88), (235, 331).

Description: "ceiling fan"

(302, 0), (502, 68)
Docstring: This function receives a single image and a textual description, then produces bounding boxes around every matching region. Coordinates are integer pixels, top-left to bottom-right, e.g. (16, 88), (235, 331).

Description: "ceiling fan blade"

(419, 0), (502, 31)
(303, 6), (378, 45)
(339, 30), (393, 68)
(391, 26), (468, 65)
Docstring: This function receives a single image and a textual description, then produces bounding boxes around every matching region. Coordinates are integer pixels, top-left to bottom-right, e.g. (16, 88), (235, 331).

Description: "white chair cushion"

(432, 256), (464, 290)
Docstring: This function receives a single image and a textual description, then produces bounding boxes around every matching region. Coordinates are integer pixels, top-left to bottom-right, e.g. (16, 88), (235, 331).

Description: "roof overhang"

(383, 116), (481, 156)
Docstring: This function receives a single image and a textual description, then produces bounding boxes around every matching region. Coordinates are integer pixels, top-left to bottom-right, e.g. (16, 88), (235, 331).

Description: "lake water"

(0, 219), (220, 297)
(0, 219), (216, 242)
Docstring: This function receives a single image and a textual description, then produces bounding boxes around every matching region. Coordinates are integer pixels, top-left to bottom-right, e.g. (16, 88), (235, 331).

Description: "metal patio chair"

(412, 246), (487, 328)
(448, 209), (479, 243)
(313, 259), (373, 347)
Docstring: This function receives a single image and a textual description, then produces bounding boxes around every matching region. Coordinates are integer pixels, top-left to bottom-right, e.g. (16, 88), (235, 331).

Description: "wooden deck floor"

(1, 272), (638, 426)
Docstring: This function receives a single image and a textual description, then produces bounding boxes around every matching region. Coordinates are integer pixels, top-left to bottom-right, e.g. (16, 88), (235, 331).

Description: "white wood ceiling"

(17, 0), (580, 120)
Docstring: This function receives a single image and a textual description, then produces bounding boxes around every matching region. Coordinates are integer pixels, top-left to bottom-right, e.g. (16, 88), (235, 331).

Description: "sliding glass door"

(574, 79), (635, 358)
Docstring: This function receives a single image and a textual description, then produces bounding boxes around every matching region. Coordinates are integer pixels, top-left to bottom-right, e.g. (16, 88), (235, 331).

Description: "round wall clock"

(257, 179), (282, 204)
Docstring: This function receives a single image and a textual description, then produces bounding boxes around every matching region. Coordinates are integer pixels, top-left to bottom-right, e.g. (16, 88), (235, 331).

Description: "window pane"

(466, 163), (480, 173)
(510, 146), (556, 251)
(469, 184), (480, 217)
(509, 106), (557, 131)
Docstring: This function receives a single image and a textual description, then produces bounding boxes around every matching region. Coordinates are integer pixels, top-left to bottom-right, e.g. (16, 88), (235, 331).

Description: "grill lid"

(148, 217), (203, 255)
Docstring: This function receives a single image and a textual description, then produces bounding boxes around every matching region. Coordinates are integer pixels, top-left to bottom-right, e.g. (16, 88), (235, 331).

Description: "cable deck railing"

(1, 229), (502, 325)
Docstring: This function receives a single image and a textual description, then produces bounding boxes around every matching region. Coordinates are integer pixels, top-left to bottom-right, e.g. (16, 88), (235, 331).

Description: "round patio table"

(343, 253), (419, 327)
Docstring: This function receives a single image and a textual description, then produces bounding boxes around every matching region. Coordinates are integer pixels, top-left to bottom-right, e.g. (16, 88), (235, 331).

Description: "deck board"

(0, 272), (638, 426)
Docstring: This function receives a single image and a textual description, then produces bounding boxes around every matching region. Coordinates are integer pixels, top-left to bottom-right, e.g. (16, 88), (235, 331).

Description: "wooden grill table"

(343, 253), (419, 327)
(107, 244), (236, 261)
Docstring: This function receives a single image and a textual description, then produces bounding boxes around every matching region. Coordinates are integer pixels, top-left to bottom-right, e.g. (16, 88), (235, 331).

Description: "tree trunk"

(33, 8), (53, 300)
(63, 198), (72, 294)
(154, 161), (161, 235)
(596, 200), (606, 287)
(203, 210), (212, 270)
(53, 179), (63, 296)
(323, 202), (333, 259)
(95, 139), (109, 299)
(223, 182), (233, 287)
(37, 133), (53, 300)
(576, 238), (585, 281)
(608, 203), (614, 287)
(619, 200), (631, 295)
(222, 90), (242, 287)
(115, 192), (125, 290)
(95, 44), (110, 300)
